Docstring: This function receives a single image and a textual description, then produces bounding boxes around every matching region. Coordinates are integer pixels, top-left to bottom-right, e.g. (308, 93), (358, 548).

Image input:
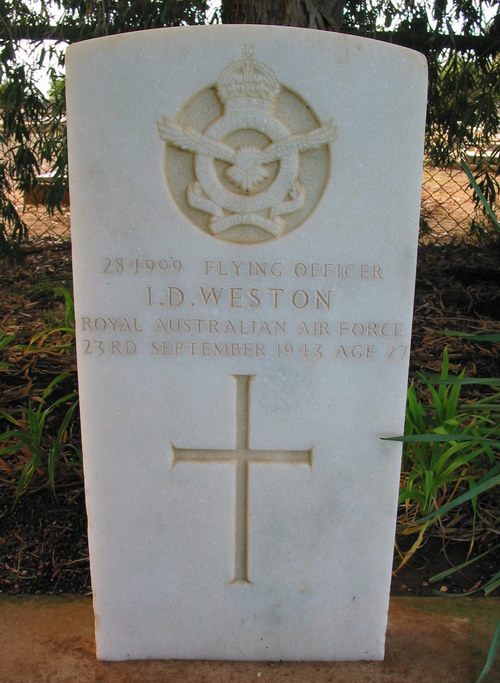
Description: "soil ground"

(0, 241), (499, 598)
(1, 596), (499, 682)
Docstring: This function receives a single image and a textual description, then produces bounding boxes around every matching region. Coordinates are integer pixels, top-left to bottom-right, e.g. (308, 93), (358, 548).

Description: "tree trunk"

(221, 0), (345, 31)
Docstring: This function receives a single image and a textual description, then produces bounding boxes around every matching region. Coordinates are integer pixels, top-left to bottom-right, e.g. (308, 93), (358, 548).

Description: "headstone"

(66, 26), (427, 661)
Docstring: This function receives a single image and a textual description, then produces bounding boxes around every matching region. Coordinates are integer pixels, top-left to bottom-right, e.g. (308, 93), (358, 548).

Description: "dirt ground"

(1, 596), (499, 682)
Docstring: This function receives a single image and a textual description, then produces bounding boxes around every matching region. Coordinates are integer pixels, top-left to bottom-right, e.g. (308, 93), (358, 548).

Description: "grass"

(0, 284), (80, 498)
(475, 619), (500, 683)
(387, 347), (499, 571)
(0, 331), (16, 369)
(0, 370), (81, 499)
(429, 544), (500, 596)
(392, 172), (499, 581)
(460, 160), (500, 234)
(30, 286), (76, 346)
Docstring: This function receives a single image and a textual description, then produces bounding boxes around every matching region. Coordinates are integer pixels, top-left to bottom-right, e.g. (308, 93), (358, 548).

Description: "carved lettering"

(204, 260), (284, 277)
(81, 339), (137, 355)
(333, 344), (375, 359)
(293, 263), (383, 279)
(154, 318), (286, 335)
(336, 322), (403, 337)
(80, 317), (143, 332)
(151, 342), (266, 357)
(147, 286), (185, 307)
(298, 321), (331, 336)
(196, 287), (331, 310)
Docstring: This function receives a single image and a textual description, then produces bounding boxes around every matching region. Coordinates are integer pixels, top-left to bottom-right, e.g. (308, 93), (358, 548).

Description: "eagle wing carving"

(260, 120), (337, 164)
(157, 117), (236, 164)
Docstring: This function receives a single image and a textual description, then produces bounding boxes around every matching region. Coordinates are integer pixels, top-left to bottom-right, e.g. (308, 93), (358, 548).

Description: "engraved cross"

(172, 375), (312, 584)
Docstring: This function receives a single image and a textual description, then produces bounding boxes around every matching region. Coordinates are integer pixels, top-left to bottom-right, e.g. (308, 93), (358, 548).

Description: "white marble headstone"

(66, 26), (427, 661)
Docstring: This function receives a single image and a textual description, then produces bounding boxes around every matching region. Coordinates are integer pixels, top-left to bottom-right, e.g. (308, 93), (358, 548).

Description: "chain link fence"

(420, 164), (492, 244)
(9, 162), (495, 247)
(9, 189), (70, 247)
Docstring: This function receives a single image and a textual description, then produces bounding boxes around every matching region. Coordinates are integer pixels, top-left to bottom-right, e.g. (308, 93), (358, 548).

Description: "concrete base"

(0, 596), (498, 682)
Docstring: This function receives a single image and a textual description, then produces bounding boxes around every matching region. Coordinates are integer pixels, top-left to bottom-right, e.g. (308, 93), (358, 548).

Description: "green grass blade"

(441, 330), (500, 343)
(483, 572), (500, 597)
(55, 400), (79, 447)
(0, 444), (25, 456)
(446, 372), (465, 421)
(29, 327), (76, 346)
(47, 391), (79, 412)
(440, 447), (492, 480)
(53, 286), (75, 329)
(0, 410), (22, 427)
(460, 160), (500, 231)
(418, 377), (500, 386)
(428, 544), (500, 583)
(459, 404), (500, 412)
(474, 619), (500, 683)
(0, 332), (16, 351)
(40, 372), (72, 401)
(15, 458), (40, 501)
(47, 446), (57, 493)
(411, 472), (500, 525)
(26, 407), (44, 443)
(383, 433), (500, 447)
(0, 429), (22, 442)
(427, 383), (443, 417)
(477, 462), (500, 482)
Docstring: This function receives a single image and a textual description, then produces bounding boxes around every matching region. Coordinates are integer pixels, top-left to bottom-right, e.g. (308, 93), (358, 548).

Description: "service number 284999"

(102, 257), (183, 274)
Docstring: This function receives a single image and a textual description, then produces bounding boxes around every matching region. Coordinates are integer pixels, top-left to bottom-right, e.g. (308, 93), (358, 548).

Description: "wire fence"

(420, 164), (488, 244)
(9, 162), (494, 247)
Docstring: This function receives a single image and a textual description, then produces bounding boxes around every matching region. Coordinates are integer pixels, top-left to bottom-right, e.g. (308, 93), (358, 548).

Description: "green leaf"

(483, 571), (500, 597)
(383, 433), (500, 447)
(418, 377), (500, 386)
(0, 332), (15, 351)
(460, 404), (500, 412)
(0, 410), (21, 427)
(429, 544), (500, 583)
(0, 428), (22, 441)
(441, 330), (500, 343)
(475, 619), (500, 683)
(41, 371), (72, 401)
(461, 160), (500, 232)
(411, 472), (500, 525)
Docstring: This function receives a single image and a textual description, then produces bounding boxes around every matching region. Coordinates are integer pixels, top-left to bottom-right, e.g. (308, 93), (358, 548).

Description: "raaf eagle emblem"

(157, 46), (336, 241)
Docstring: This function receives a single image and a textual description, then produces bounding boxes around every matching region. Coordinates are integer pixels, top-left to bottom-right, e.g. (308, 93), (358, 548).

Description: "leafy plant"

(386, 348), (499, 570)
(28, 286), (75, 350)
(461, 159), (500, 236)
(0, 371), (81, 498)
(0, 330), (16, 369)
(53, 286), (75, 330)
(429, 543), (500, 597)
(398, 166), (500, 619)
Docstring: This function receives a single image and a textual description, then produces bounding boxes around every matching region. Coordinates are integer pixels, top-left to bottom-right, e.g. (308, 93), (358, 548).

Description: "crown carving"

(217, 46), (280, 104)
